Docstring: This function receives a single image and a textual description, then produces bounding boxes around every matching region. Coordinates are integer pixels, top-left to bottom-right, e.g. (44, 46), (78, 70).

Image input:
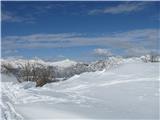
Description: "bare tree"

(16, 61), (55, 87)
(149, 52), (159, 62)
(34, 64), (55, 87)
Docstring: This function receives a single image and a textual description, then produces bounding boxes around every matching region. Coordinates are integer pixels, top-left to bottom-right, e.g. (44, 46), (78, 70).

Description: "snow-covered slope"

(1, 62), (159, 119)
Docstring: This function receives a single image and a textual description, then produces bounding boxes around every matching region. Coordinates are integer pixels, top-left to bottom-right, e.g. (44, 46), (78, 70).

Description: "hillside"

(1, 60), (159, 119)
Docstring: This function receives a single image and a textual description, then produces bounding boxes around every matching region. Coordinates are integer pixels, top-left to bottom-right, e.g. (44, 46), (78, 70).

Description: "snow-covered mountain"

(48, 59), (77, 68)
(1, 55), (159, 80)
(1, 58), (77, 68)
(0, 55), (146, 70)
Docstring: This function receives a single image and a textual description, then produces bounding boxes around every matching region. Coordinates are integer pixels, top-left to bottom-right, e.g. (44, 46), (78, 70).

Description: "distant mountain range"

(2, 55), (159, 80)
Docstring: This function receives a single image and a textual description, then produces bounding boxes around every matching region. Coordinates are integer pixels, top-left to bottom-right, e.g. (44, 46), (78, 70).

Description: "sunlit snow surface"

(1, 62), (159, 120)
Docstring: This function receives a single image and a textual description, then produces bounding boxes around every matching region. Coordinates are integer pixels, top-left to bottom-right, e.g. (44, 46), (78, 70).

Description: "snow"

(1, 61), (159, 119)
(1, 58), (77, 69)
(48, 59), (77, 68)
(1, 74), (18, 83)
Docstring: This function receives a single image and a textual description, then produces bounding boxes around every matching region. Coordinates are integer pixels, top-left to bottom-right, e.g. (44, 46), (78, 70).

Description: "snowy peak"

(1, 58), (77, 68)
(48, 59), (77, 68)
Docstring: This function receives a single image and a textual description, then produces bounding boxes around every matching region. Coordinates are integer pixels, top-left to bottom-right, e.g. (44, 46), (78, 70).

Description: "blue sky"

(1, 1), (160, 61)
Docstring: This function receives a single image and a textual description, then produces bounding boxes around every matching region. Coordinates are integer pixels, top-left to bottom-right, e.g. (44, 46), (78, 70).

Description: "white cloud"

(1, 11), (34, 23)
(93, 48), (112, 57)
(124, 47), (150, 56)
(2, 28), (159, 56)
(1, 12), (22, 22)
(2, 49), (18, 56)
(125, 47), (160, 57)
(89, 2), (147, 15)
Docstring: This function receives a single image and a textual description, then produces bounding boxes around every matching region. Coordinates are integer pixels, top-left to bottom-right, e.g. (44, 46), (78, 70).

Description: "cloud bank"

(93, 48), (112, 57)
(1, 11), (35, 23)
(89, 2), (147, 15)
(2, 28), (159, 57)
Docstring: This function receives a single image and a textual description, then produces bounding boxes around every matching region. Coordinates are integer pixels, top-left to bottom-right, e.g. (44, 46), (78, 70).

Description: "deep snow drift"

(1, 59), (160, 119)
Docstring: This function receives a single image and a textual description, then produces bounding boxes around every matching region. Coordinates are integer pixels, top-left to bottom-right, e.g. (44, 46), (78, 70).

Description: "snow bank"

(1, 74), (18, 83)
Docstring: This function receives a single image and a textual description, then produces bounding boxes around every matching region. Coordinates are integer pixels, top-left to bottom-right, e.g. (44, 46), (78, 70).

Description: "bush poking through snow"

(3, 61), (55, 87)
(18, 62), (55, 87)
(150, 54), (160, 62)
